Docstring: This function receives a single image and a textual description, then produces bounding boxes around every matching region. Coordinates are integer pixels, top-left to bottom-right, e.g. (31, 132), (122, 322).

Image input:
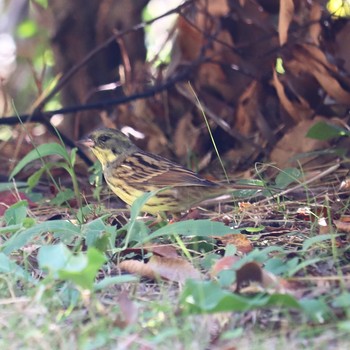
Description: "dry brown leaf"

(216, 234), (253, 253)
(0, 191), (37, 216)
(278, 0), (295, 46)
(335, 22), (350, 74)
(318, 217), (331, 235)
(211, 259), (290, 293)
(272, 69), (313, 122)
(119, 260), (156, 280)
(210, 256), (240, 276)
(121, 244), (179, 258)
(173, 113), (200, 157)
(236, 261), (289, 293)
(308, 2), (322, 45)
(148, 255), (202, 283)
(175, 16), (203, 62)
(114, 291), (138, 329)
(339, 178), (350, 191)
(119, 256), (202, 283)
(292, 45), (350, 104)
(334, 216), (350, 233)
(99, 110), (117, 129)
(145, 244), (179, 258)
(201, 0), (230, 17)
(234, 81), (258, 135)
(270, 116), (330, 169)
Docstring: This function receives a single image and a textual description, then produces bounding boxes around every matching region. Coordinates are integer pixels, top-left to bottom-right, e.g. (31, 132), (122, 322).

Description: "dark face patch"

(89, 128), (138, 155)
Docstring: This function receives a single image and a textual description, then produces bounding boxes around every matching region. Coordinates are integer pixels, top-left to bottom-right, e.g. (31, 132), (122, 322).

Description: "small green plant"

(10, 141), (82, 209)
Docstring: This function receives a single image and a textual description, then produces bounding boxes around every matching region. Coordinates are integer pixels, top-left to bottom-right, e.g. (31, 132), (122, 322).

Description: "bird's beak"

(77, 137), (95, 148)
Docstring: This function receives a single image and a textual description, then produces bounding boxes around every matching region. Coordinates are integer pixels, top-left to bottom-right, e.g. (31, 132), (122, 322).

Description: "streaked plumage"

(81, 128), (259, 213)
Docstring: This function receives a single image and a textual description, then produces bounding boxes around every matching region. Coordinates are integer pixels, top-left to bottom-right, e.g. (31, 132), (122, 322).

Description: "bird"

(80, 128), (262, 214)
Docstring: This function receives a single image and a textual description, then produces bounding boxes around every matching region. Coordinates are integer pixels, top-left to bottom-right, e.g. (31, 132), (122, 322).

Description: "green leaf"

(0, 224), (23, 234)
(70, 148), (78, 166)
(0, 182), (27, 192)
(17, 19), (38, 39)
(94, 275), (139, 291)
(59, 248), (106, 290)
(27, 167), (47, 190)
(180, 280), (301, 313)
(244, 226), (265, 233)
(129, 190), (160, 220)
(0, 253), (35, 282)
(306, 121), (350, 141)
(299, 298), (331, 322)
(50, 188), (75, 206)
(2, 220), (81, 254)
(38, 244), (106, 290)
(31, 0), (48, 8)
(332, 292), (350, 308)
(10, 143), (71, 179)
(83, 217), (115, 250)
(302, 234), (340, 251)
(4, 200), (28, 225)
(275, 168), (301, 189)
(138, 220), (235, 245)
(27, 161), (68, 190)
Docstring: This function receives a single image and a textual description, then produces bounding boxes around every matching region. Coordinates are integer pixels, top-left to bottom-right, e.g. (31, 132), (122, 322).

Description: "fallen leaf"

(0, 191), (37, 216)
(114, 291), (138, 329)
(211, 255), (240, 276)
(216, 234), (253, 253)
(270, 117), (330, 169)
(272, 69), (313, 122)
(334, 216), (350, 233)
(119, 255), (202, 283)
(212, 258), (290, 293)
(278, 0), (295, 45)
(236, 261), (289, 293)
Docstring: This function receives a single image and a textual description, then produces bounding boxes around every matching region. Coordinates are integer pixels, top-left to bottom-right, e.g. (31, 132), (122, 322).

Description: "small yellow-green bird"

(80, 128), (260, 214)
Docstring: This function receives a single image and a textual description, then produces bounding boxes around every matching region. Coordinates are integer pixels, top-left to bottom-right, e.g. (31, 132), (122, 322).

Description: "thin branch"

(31, 0), (194, 116)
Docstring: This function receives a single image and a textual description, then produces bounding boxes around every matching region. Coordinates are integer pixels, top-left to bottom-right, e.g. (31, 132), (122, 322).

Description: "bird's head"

(79, 128), (138, 167)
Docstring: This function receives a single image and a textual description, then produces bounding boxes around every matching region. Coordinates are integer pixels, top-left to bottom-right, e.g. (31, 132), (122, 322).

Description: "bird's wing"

(120, 151), (218, 188)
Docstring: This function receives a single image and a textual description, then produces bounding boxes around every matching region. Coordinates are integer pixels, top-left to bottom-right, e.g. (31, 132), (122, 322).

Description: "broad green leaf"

(180, 280), (301, 313)
(10, 143), (71, 179)
(94, 275), (139, 291)
(306, 121), (349, 141)
(38, 244), (106, 290)
(299, 298), (331, 322)
(287, 257), (323, 277)
(138, 220), (235, 245)
(129, 190), (160, 220)
(123, 220), (151, 244)
(83, 217), (115, 250)
(275, 168), (301, 189)
(332, 292), (350, 308)
(27, 161), (68, 189)
(37, 243), (71, 271)
(0, 224), (23, 234)
(244, 226), (265, 233)
(59, 248), (106, 290)
(0, 182), (27, 192)
(17, 19), (38, 39)
(181, 279), (328, 320)
(4, 200), (28, 225)
(0, 253), (35, 282)
(50, 188), (75, 206)
(2, 220), (80, 254)
(302, 234), (340, 251)
(31, 0), (48, 8)
(27, 167), (47, 189)
(70, 148), (78, 166)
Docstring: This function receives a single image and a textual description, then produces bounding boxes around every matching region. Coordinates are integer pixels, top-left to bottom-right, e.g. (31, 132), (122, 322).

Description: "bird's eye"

(99, 135), (110, 143)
